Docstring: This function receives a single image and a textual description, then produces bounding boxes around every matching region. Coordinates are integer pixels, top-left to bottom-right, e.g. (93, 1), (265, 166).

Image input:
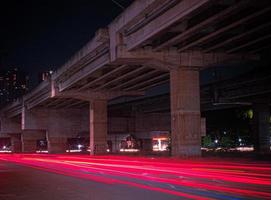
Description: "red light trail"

(1, 154), (270, 200)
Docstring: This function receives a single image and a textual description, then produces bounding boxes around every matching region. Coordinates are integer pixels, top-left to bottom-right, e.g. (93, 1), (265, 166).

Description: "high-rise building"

(0, 68), (29, 107)
(39, 70), (53, 82)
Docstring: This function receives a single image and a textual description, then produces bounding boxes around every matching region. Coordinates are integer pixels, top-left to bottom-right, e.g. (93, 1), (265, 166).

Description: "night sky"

(0, 0), (133, 87)
(1, 0), (269, 89)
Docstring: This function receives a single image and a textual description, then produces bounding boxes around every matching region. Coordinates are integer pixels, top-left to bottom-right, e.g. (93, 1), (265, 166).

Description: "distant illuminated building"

(40, 70), (54, 81)
(0, 68), (29, 107)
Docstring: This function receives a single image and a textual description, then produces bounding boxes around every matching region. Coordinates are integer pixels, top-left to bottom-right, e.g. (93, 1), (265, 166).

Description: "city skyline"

(0, 68), (29, 107)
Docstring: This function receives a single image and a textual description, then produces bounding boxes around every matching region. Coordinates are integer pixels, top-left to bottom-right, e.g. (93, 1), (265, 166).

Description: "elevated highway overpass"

(1, 0), (270, 156)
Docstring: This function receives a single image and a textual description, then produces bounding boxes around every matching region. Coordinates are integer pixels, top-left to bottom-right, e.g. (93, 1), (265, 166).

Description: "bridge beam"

(111, 44), (258, 71)
(54, 90), (145, 102)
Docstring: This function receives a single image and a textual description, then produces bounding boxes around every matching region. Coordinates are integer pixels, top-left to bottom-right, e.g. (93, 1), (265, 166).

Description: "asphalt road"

(0, 154), (271, 200)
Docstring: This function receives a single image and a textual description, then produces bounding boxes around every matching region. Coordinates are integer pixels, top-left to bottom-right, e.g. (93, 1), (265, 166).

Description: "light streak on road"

(0, 154), (270, 200)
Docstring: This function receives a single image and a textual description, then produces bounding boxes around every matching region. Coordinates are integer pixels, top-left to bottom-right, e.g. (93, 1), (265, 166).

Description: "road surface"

(0, 154), (271, 200)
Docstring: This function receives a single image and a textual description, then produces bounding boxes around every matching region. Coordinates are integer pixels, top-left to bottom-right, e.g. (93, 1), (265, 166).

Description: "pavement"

(0, 154), (271, 200)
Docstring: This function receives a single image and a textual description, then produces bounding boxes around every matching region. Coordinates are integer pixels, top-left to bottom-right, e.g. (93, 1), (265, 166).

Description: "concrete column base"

(171, 144), (201, 157)
(21, 130), (46, 153)
(252, 103), (270, 153)
(22, 139), (37, 153)
(10, 134), (22, 153)
(48, 137), (67, 154)
(91, 142), (108, 155)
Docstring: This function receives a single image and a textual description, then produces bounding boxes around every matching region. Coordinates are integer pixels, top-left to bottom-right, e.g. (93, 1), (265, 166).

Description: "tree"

(202, 135), (213, 148)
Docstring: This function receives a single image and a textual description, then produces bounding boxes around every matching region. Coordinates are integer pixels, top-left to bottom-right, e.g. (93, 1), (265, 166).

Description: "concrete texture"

(252, 103), (270, 153)
(89, 100), (108, 155)
(170, 68), (201, 157)
(21, 130), (45, 153)
(9, 134), (22, 153)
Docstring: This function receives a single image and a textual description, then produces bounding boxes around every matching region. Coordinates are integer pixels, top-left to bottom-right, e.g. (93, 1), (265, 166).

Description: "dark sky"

(0, 0), (133, 87)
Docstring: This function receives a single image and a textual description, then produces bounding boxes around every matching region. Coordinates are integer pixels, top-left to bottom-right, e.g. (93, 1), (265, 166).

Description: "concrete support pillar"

(170, 68), (201, 157)
(89, 99), (108, 155)
(21, 130), (45, 153)
(22, 134), (37, 153)
(252, 103), (270, 153)
(47, 137), (67, 154)
(10, 133), (22, 153)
